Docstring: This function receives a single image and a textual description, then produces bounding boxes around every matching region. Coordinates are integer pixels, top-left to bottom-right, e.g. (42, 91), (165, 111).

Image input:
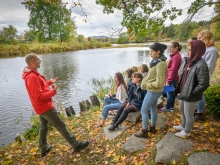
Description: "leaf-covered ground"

(0, 61), (220, 165)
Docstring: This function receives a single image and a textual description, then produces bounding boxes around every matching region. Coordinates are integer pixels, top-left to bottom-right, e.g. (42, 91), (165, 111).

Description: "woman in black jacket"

(108, 72), (147, 131)
(174, 40), (209, 137)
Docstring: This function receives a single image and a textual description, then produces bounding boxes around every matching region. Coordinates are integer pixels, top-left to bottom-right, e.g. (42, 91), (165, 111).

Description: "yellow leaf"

(30, 148), (38, 153)
(210, 127), (214, 132)
(203, 122), (209, 127)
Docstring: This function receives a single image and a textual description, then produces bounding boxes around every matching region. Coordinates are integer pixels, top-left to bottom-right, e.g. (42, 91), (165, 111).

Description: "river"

(0, 45), (186, 146)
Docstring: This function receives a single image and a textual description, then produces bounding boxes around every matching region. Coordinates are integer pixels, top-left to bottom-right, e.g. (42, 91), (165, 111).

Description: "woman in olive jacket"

(174, 40), (210, 137)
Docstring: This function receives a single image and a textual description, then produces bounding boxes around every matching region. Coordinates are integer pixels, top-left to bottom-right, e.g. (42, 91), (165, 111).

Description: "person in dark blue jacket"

(108, 72), (147, 131)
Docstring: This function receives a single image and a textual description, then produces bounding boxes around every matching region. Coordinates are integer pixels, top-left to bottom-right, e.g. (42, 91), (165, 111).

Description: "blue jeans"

(104, 97), (119, 105)
(166, 81), (178, 110)
(101, 97), (121, 119)
(141, 91), (162, 129)
(196, 93), (205, 113)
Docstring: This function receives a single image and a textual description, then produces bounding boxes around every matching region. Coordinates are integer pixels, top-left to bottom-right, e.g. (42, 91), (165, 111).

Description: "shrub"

(204, 84), (220, 117)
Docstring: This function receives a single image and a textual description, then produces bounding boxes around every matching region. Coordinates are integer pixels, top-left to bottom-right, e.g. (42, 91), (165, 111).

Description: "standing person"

(134, 43), (167, 138)
(195, 30), (219, 120)
(140, 64), (149, 78)
(160, 42), (182, 112)
(174, 40), (209, 137)
(178, 37), (197, 79)
(98, 72), (128, 127)
(22, 54), (89, 157)
(108, 72), (147, 131)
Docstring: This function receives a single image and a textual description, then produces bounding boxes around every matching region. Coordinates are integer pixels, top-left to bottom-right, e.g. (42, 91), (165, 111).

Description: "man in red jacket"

(22, 54), (89, 157)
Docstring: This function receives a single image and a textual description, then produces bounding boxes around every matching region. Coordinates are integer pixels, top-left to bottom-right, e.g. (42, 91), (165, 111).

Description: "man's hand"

(51, 78), (58, 83)
(52, 84), (58, 91)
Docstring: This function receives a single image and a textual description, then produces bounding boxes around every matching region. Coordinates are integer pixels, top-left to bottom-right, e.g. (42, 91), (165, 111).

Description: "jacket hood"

(22, 66), (38, 79)
(188, 40), (206, 67)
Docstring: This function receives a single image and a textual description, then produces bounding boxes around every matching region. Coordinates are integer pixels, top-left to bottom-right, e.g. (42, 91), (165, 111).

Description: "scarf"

(149, 54), (167, 68)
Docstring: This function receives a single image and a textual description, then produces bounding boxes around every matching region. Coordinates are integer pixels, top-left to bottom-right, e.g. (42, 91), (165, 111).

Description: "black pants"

(114, 102), (137, 126)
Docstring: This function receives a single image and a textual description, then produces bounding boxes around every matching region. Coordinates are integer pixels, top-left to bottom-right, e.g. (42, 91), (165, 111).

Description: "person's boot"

(134, 129), (148, 138)
(148, 126), (157, 134)
(108, 124), (118, 131)
(194, 113), (204, 121)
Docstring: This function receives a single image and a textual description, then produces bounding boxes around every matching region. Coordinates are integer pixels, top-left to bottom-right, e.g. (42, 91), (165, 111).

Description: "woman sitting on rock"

(108, 72), (147, 131)
(140, 64), (149, 78)
(98, 72), (128, 127)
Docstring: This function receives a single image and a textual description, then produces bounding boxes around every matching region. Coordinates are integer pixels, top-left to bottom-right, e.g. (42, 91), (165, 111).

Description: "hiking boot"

(175, 130), (190, 138)
(173, 125), (184, 131)
(41, 145), (52, 157)
(147, 126), (157, 134)
(74, 141), (89, 152)
(108, 124), (118, 131)
(134, 129), (148, 138)
(194, 113), (204, 121)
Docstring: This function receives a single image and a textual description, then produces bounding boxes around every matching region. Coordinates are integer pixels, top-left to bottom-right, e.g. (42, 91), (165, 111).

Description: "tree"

(24, 29), (37, 41)
(117, 32), (129, 44)
(22, 0), (76, 42)
(96, 0), (218, 36)
(166, 24), (176, 39)
(77, 34), (85, 42)
(0, 25), (18, 44)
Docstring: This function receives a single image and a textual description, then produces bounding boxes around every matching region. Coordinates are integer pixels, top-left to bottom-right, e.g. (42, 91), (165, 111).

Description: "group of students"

(22, 30), (218, 157)
(98, 30), (219, 138)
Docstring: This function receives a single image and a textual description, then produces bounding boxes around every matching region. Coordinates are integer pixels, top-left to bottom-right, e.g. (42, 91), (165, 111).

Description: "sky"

(0, 0), (215, 38)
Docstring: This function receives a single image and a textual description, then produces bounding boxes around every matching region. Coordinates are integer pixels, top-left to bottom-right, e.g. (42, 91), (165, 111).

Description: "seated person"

(98, 72), (128, 127)
(140, 64), (149, 78)
(108, 72), (147, 131)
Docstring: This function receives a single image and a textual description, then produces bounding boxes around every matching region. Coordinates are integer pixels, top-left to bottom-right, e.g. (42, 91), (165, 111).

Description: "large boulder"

(155, 133), (193, 164)
(188, 152), (220, 165)
(126, 111), (141, 123)
(121, 134), (147, 153)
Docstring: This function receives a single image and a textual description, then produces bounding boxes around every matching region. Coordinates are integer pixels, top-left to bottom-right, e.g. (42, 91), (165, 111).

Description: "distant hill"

(91, 36), (109, 39)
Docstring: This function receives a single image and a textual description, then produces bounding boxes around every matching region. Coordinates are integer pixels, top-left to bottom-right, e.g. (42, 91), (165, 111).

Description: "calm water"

(0, 46), (186, 146)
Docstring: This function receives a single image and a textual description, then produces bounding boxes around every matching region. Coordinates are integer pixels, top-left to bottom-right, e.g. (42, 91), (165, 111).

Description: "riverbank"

(0, 41), (111, 58)
(0, 59), (219, 164)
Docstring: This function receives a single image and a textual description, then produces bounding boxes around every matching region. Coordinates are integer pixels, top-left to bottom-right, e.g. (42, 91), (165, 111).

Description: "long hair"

(198, 30), (215, 47)
(125, 68), (135, 78)
(115, 72), (128, 92)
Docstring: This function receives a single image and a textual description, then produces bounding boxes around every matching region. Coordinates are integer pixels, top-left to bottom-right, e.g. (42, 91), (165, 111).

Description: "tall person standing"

(134, 43), (168, 138)
(22, 54), (89, 157)
(160, 42), (182, 112)
(195, 30), (219, 120)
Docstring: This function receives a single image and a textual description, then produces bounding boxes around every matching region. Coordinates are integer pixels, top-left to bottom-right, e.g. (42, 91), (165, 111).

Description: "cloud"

(0, 0), (215, 37)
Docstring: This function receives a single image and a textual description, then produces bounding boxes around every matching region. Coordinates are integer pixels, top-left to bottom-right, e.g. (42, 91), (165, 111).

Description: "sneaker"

(160, 107), (171, 112)
(74, 141), (89, 152)
(194, 113), (204, 121)
(175, 130), (190, 138)
(41, 145), (52, 157)
(173, 125), (184, 131)
(170, 107), (175, 112)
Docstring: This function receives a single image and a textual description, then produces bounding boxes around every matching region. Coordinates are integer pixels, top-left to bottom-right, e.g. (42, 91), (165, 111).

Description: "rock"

(126, 111), (141, 123)
(188, 152), (220, 165)
(156, 113), (167, 129)
(104, 125), (127, 141)
(155, 133), (193, 164)
(85, 100), (91, 109)
(121, 134), (147, 153)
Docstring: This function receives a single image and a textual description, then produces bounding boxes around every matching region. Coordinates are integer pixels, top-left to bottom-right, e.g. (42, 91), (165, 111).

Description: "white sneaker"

(173, 125), (184, 130)
(175, 130), (190, 138)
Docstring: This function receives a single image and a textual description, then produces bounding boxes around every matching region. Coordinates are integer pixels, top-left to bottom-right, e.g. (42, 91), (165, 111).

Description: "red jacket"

(166, 52), (182, 84)
(22, 66), (56, 115)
